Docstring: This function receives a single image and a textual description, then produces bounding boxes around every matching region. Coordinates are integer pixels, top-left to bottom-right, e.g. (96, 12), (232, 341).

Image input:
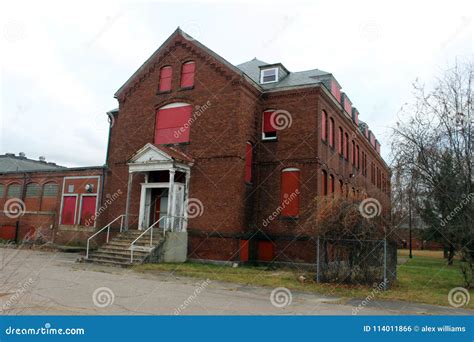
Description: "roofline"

(0, 165), (105, 175)
(114, 27), (262, 98)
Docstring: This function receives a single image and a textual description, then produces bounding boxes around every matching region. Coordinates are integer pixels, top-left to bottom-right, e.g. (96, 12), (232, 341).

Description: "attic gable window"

(260, 67), (278, 84)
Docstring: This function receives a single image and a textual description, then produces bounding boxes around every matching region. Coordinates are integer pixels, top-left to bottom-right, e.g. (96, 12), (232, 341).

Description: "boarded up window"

(25, 183), (40, 197)
(159, 66), (172, 92)
(180, 61), (195, 88)
(0, 184), (4, 198)
(155, 104), (193, 144)
(281, 168), (300, 217)
(43, 183), (59, 197)
(7, 184), (21, 198)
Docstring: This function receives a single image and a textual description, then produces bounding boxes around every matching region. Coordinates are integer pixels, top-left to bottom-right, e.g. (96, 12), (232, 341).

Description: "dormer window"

(260, 67), (278, 84)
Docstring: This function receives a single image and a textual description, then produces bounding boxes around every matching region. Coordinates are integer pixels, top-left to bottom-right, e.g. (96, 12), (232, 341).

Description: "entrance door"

(150, 188), (168, 228)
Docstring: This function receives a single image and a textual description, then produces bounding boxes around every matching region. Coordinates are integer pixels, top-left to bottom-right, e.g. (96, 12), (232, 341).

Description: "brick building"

(0, 28), (390, 265)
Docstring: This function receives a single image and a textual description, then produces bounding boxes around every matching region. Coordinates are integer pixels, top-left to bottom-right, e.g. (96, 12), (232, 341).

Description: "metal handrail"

(130, 216), (168, 263)
(86, 214), (125, 259)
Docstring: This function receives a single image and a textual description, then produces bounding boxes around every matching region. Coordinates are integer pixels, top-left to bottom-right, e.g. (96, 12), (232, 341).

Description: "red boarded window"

(61, 196), (77, 225)
(262, 110), (277, 139)
(245, 142), (253, 183)
(329, 117), (334, 147)
(240, 240), (249, 262)
(329, 174), (335, 194)
(180, 61), (196, 88)
(321, 111), (327, 141)
(155, 103), (193, 144)
(344, 132), (349, 160)
(257, 240), (274, 261)
(356, 145), (360, 169)
(351, 140), (356, 165)
(322, 170), (328, 195)
(280, 168), (300, 217)
(80, 196), (97, 226)
(159, 66), (172, 92)
(338, 127), (343, 155)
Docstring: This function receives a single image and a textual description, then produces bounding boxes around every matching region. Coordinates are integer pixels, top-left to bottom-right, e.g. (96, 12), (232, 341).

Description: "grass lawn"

(134, 250), (473, 309)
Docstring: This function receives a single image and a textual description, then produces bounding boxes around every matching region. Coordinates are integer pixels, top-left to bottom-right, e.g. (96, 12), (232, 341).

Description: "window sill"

(156, 90), (172, 95)
(179, 86), (195, 91)
(262, 137), (278, 142)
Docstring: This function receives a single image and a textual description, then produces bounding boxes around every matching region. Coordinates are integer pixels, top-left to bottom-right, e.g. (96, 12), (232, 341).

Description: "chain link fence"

(315, 238), (397, 288)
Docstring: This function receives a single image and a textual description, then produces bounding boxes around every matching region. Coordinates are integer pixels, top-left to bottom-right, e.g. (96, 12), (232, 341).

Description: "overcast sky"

(1, 0), (472, 167)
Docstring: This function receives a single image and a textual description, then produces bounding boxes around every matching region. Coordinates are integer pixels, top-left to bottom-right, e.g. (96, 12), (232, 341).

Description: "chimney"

(39, 156), (46, 162)
(18, 152), (26, 158)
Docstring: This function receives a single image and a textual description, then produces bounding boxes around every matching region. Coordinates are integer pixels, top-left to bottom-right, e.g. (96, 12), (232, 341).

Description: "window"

(7, 184), (21, 198)
(351, 140), (355, 166)
(339, 180), (344, 195)
(338, 127), (343, 155)
(321, 111), (327, 142)
(43, 183), (58, 197)
(245, 142), (253, 183)
(180, 61), (196, 88)
(262, 110), (277, 140)
(344, 132), (349, 160)
(321, 170), (328, 196)
(25, 183), (40, 197)
(329, 117), (335, 147)
(356, 145), (360, 169)
(155, 103), (193, 144)
(280, 168), (300, 217)
(260, 68), (278, 84)
(159, 66), (172, 92)
(329, 174), (335, 195)
(0, 184), (4, 198)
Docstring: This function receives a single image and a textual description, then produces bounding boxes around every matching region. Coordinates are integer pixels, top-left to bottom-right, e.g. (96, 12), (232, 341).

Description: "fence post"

(316, 237), (320, 283)
(383, 238), (387, 291)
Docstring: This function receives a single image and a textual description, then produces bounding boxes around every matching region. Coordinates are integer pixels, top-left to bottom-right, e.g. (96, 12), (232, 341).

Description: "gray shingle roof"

(236, 58), (332, 91)
(0, 154), (66, 173)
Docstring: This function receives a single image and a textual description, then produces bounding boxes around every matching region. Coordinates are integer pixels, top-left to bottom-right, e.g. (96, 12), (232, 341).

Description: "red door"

(61, 196), (77, 225)
(80, 196), (97, 226)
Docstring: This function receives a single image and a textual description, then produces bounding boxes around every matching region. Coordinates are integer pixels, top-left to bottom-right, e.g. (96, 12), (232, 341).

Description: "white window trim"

(260, 67), (279, 84)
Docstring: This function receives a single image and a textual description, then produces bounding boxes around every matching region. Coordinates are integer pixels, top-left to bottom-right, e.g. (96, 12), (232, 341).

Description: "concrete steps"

(86, 229), (164, 266)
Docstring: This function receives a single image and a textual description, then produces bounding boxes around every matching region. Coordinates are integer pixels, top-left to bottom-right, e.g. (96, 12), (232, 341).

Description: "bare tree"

(391, 61), (473, 286)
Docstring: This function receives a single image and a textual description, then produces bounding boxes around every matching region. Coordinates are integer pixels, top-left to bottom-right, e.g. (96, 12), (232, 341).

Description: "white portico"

(125, 143), (193, 231)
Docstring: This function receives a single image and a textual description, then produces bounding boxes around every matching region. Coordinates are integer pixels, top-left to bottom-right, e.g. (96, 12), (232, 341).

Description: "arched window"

(339, 180), (344, 195)
(351, 140), (356, 165)
(329, 117), (335, 147)
(344, 132), (349, 160)
(280, 168), (300, 217)
(0, 184), (4, 198)
(321, 111), (327, 142)
(43, 182), (59, 197)
(7, 183), (21, 198)
(338, 127), (343, 155)
(155, 102), (193, 144)
(25, 183), (40, 197)
(321, 170), (328, 196)
(180, 61), (196, 88)
(245, 142), (253, 183)
(329, 174), (335, 195)
(159, 66), (172, 92)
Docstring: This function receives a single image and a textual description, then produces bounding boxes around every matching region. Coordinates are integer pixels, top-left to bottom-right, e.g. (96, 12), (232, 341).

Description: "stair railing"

(130, 216), (168, 263)
(86, 214), (125, 259)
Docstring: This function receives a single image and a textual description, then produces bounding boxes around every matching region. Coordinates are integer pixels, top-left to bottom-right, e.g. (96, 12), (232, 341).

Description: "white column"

(138, 184), (146, 230)
(124, 172), (134, 231)
(183, 170), (191, 232)
(167, 168), (175, 231)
